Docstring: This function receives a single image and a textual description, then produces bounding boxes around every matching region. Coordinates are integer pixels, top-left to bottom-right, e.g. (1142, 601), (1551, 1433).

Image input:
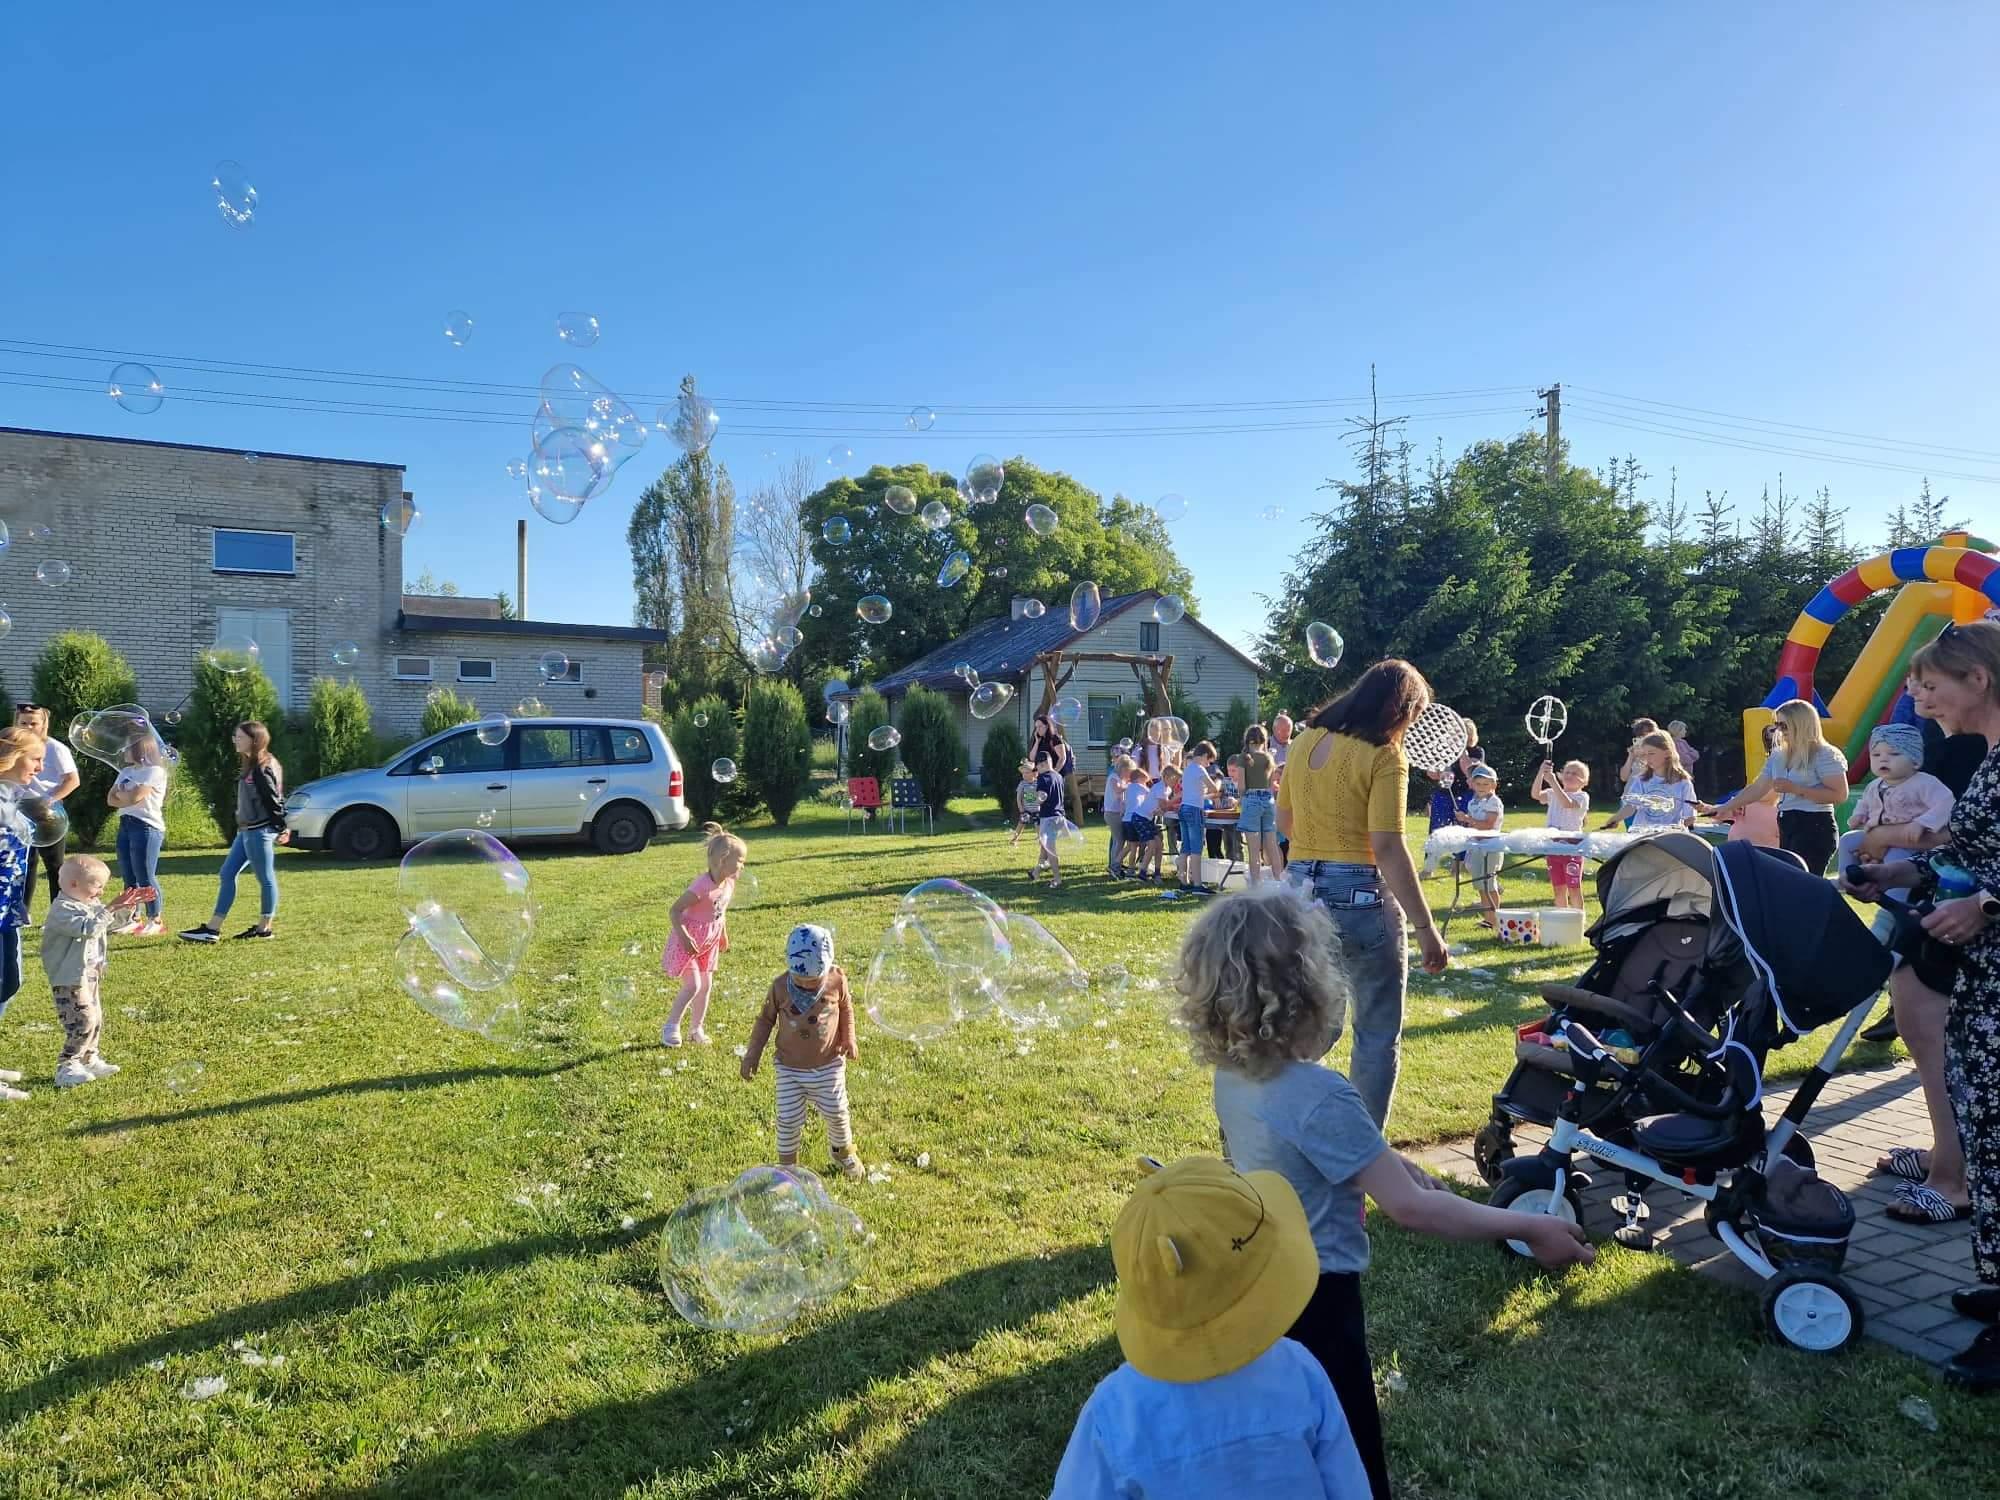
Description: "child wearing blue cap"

(741, 923), (863, 1179)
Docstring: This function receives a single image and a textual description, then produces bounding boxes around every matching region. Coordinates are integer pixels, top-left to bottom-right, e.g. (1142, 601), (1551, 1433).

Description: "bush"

(31, 632), (140, 848)
(980, 720), (1027, 816)
(1170, 688), (1212, 747)
(296, 677), (374, 785)
(1105, 702), (1147, 761)
(741, 680), (813, 827)
(897, 685), (963, 817)
(161, 771), (224, 849)
(421, 687), (481, 739)
(178, 660), (284, 838)
(671, 695), (741, 824)
(846, 689), (895, 785)
(1216, 696), (1257, 760)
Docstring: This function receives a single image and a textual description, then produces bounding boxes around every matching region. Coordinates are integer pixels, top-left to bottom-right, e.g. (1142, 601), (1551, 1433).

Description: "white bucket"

(1199, 857), (1234, 887)
(1539, 908), (1586, 946)
(1495, 910), (1541, 946)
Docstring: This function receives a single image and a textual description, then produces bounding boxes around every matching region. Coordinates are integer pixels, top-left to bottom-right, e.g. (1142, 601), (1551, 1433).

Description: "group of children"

(1095, 721), (1290, 894)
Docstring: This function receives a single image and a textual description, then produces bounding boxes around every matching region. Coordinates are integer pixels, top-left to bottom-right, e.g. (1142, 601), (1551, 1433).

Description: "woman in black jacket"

(179, 721), (289, 943)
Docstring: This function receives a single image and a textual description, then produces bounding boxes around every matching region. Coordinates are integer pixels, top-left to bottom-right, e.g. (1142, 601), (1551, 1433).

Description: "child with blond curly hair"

(661, 822), (746, 1048)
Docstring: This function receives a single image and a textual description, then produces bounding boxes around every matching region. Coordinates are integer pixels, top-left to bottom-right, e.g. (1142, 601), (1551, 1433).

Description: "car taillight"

(669, 768), (683, 798)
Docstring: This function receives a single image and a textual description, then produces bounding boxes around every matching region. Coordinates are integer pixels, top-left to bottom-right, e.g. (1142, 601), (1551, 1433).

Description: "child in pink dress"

(661, 822), (747, 1048)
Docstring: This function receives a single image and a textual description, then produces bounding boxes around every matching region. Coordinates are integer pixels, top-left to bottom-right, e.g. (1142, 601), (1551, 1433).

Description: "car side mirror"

(420, 755), (443, 774)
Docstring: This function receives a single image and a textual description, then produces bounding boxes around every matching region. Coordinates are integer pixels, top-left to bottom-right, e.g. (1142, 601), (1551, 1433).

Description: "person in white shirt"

(1531, 760), (1591, 910)
(1454, 764), (1506, 928)
(12, 706), (79, 924)
(1177, 742), (1221, 894)
(1116, 770), (1167, 882)
(106, 733), (171, 936)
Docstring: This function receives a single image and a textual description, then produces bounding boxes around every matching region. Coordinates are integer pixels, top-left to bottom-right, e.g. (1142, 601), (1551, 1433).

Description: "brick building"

(0, 427), (663, 736)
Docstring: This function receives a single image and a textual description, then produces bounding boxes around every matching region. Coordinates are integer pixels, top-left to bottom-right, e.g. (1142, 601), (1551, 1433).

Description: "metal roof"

(0, 425), (405, 473)
(397, 612), (670, 643)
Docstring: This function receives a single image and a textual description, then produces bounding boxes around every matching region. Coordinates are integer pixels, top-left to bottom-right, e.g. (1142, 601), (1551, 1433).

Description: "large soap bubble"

(443, 311), (474, 347)
(1306, 621), (1343, 670)
(991, 913), (1090, 1031)
(538, 650), (570, 681)
(936, 549), (971, 589)
(919, 500), (951, 531)
(659, 1165), (866, 1334)
(970, 682), (1014, 719)
(381, 496), (420, 535)
(538, 364), (647, 488)
(864, 879), (1012, 1039)
(867, 726), (901, 752)
(527, 427), (603, 516)
(107, 362), (164, 414)
(666, 389), (719, 456)
(825, 445), (853, 474)
(906, 406), (936, 432)
(964, 454), (1004, 506)
(36, 560), (71, 587)
(1020, 599), (1046, 620)
(1152, 493), (1189, 523)
(395, 929), (524, 1045)
(1024, 503), (1058, 536)
(1069, 581), (1101, 632)
(211, 160), (256, 228)
(882, 485), (917, 516)
(0, 788), (71, 849)
(204, 636), (260, 674)
(1052, 696), (1085, 729)
(68, 704), (167, 771)
(822, 516), (852, 545)
(857, 595), (893, 625)
(555, 311), (600, 348)
(397, 830), (537, 998)
(1152, 595), (1186, 625)
(712, 757), (738, 784)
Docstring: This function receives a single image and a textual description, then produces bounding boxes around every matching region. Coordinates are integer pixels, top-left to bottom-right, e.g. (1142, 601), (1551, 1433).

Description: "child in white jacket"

(40, 855), (146, 1088)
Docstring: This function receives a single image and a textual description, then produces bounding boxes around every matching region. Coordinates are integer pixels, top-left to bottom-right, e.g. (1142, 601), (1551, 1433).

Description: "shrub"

(1217, 696), (1257, 760)
(980, 720), (1028, 816)
(161, 770), (224, 849)
(178, 660), (284, 838)
(897, 685), (963, 817)
(671, 695), (741, 824)
(296, 677), (374, 785)
(420, 687), (481, 739)
(741, 680), (813, 827)
(1105, 702), (1147, 760)
(1170, 688), (1212, 747)
(31, 632), (140, 848)
(846, 689), (895, 785)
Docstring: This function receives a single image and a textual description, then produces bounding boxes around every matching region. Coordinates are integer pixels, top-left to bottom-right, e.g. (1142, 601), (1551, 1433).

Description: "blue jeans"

(216, 827), (280, 921)
(1286, 859), (1408, 1129)
(0, 926), (20, 1021)
(1178, 807), (1206, 855)
(117, 817), (165, 919)
(1237, 789), (1276, 836)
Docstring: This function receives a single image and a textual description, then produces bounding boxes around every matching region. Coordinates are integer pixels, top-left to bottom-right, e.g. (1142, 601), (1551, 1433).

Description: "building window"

(393, 656), (433, 681)
(1087, 695), (1122, 747)
(457, 658), (496, 683)
(1138, 622), (1161, 652)
(542, 657), (582, 684)
(213, 528), (296, 575)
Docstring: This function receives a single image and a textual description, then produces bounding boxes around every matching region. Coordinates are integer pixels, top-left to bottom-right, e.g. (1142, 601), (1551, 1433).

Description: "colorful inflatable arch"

(1746, 532), (2000, 776)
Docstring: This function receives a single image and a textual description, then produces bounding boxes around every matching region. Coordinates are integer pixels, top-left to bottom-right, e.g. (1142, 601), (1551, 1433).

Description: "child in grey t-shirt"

(1176, 882), (1594, 1500)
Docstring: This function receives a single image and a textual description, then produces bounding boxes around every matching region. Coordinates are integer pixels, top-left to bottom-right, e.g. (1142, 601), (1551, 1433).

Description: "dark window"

(516, 726), (609, 769)
(457, 658), (496, 682)
(1139, 621), (1161, 652)
(213, 529), (296, 575)
(541, 659), (583, 684)
(396, 730), (504, 775)
(610, 728), (653, 763)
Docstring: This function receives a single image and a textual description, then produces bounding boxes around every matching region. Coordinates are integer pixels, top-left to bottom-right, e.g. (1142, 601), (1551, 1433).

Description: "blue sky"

(6, 4), (1999, 657)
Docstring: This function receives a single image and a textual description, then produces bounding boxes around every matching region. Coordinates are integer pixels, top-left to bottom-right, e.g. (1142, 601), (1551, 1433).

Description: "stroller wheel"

(1472, 1122), (1515, 1187)
(1761, 1270), (1864, 1354)
(1488, 1176), (1583, 1259)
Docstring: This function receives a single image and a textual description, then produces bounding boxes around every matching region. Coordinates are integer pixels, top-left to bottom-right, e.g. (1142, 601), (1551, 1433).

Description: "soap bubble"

(920, 499), (951, 531)
(396, 929), (524, 1045)
(822, 516), (853, 545)
(865, 915), (966, 1042)
(992, 566), (1009, 578)
(712, 757), (738, 784)
(825, 444), (853, 474)
(1152, 595), (1186, 624)
(36, 560), (70, 587)
(0, 520), (8, 552)
(870, 879), (1012, 1037)
(475, 717), (512, 747)
(827, 699), (850, 726)
(645, 670), (669, 692)
(203, 635), (260, 674)
(970, 682), (1015, 719)
(1112, 737), (1134, 756)
(694, 711), (709, 727)
(882, 484), (917, 516)
(732, 869), (764, 909)
(163, 1060), (206, 1093)
(965, 454), (1004, 506)
(506, 459), (528, 481)
(1306, 622), (1344, 669)
(867, 726), (901, 752)
(107, 362), (164, 414)
(1152, 493), (1189, 523)
(1261, 505), (1285, 522)
(991, 913), (1090, 1030)
(24, 524), (50, 543)
(555, 311), (600, 348)
(1053, 696), (1085, 728)
(1146, 716), (1188, 746)
(1021, 599), (1046, 620)
(68, 705), (167, 771)
(808, 603), (823, 618)
(744, 633), (791, 674)
(954, 662), (978, 685)
(598, 972), (642, 1017)
(906, 406), (937, 432)
(538, 651), (570, 680)
(526, 436), (598, 520)
(936, 549), (971, 588)
(857, 595), (893, 625)
(330, 640), (360, 667)
(1069, 581), (1101, 632)
(659, 1165), (866, 1334)
(701, 633), (723, 651)
(0, 607), (10, 640)
(538, 364), (647, 490)
(443, 311), (474, 347)
(770, 589), (812, 631)
(1024, 503), (1058, 536)
(0, 785), (69, 848)
(244, 453), (260, 465)
(514, 697), (548, 717)
(774, 625), (805, 651)
(398, 830), (537, 999)
(665, 389), (719, 457)
(381, 496), (419, 535)
(210, 160), (256, 228)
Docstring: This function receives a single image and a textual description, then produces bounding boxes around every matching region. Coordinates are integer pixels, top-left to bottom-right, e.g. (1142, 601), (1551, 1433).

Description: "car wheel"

(329, 808), (399, 861)
(591, 800), (654, 855)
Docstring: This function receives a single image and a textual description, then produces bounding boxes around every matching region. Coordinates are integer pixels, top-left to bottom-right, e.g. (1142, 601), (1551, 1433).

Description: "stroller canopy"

(1592, 832), (1716, 939)
(1711, 841), (1892, 1035)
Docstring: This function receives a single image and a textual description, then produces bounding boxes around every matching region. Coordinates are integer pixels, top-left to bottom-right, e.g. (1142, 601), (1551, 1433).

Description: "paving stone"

(1879, 1300), (1965, 1336)
(1870, 1322), (1955, 1365)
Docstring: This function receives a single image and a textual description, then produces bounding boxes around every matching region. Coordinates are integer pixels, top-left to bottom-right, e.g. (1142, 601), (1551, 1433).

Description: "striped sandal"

(1875, 1145), (1930, 1182)
(1886, 1183), (1972, 1224)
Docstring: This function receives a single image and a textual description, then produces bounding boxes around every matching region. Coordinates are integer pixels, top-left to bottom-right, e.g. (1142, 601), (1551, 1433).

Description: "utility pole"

(1537, 383), (1561, 483)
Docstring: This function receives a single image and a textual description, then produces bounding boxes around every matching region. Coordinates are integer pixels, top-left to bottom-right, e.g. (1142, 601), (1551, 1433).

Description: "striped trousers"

(775, 1060), (853, 1159)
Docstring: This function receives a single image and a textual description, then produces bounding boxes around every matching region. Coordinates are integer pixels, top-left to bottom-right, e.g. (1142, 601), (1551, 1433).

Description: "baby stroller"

(1477, 832), (1892, 1353)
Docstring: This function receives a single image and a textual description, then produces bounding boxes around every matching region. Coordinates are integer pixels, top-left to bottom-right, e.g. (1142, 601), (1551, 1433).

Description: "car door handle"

(586, 777), (607, 784)
(486, 783), (507, 791)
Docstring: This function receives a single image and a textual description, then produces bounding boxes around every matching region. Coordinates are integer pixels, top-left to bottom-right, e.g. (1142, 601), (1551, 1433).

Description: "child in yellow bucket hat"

(1050, 1156), (1371, 1498)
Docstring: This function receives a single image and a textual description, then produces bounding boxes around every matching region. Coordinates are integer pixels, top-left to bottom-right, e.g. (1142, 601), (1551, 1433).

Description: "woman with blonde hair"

(0, 727), (49, 1100)
(1710, 699), (1848, 875)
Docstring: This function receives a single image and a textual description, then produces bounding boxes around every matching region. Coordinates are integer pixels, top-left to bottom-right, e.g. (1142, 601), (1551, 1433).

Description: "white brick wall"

(383, 628), (649, 731)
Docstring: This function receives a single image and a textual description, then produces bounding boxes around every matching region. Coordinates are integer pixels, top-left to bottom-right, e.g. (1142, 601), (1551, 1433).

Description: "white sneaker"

(0, 1067), (22, 1083)
(84, 1057), (121, 1079)
(689, 1027), (713, 1047)
(54, 1060), (95, 1089)
(660, 1023), (684, 1048)
(0, 1082), (27, 1102)
(110, 918), (143, 936)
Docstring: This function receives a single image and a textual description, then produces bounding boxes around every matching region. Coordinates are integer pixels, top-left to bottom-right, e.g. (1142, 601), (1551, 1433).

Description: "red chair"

(846, 777), (882, 832)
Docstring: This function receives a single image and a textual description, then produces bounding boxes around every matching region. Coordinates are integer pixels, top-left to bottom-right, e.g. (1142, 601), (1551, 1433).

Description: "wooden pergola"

(1031, 648), (1176, 720)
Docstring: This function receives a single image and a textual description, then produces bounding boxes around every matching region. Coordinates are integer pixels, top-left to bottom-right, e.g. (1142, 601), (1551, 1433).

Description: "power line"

(1572, 384), (2000, 464)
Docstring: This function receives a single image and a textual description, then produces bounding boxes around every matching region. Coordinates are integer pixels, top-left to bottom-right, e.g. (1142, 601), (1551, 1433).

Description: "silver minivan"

(284, 717), (689, 859)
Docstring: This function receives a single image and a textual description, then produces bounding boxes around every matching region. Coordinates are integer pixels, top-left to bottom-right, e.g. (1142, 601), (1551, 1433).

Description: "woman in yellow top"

(1277, 659), (1449, 1128)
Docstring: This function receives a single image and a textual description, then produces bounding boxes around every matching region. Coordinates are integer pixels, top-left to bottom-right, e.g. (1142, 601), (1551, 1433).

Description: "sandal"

(1876, 1145), (1930, 1182)
(1887, 1183), (1972, 1224)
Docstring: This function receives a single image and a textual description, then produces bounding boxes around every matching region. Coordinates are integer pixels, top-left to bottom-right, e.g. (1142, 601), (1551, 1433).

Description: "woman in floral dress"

(1851, 620), (2000, 1392)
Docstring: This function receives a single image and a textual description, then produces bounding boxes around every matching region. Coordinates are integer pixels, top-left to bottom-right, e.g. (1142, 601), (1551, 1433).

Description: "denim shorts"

(1237, 789), (1276, 836)
(1124, 817), (1157, 844)
(1178, 806), (1205, 846)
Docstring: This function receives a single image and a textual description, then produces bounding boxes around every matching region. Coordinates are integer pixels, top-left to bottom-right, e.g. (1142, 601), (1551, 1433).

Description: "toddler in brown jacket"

(740, 923), (862, 1178)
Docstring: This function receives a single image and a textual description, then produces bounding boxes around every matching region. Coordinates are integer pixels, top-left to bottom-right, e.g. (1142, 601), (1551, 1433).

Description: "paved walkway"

(1418, 1057), (1980, 1367)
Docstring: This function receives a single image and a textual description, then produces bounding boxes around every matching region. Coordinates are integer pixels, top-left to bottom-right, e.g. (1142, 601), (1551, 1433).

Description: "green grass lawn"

(0, 797), (1994, 1497)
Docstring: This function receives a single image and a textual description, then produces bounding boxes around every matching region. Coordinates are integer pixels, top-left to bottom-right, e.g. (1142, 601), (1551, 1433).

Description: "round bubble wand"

(1524, 694), (1568, 753)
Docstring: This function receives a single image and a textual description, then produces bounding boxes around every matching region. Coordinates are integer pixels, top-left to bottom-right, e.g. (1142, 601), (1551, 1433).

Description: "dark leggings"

(1778, 809), (1837, 877)
(20, 837), (62, 916)
(1286, 1271), (1390, 1499)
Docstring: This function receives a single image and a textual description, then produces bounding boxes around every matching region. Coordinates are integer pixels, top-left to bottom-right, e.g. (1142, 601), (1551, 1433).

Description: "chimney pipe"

(516, 518), (527, 619)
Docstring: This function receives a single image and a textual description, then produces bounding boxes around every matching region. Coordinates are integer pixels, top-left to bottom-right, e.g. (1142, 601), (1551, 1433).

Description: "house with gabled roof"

(867, 589), (1262, 783)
